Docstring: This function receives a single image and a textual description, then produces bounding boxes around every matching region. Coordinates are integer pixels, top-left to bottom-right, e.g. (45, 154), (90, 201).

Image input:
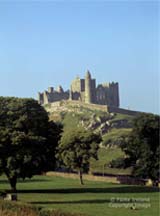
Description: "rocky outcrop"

(44, 100), (134, 136)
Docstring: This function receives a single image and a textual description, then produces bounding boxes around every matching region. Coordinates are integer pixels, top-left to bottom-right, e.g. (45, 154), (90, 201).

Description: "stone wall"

(38, 89), (69, 104)
(107, 106), (140, 116)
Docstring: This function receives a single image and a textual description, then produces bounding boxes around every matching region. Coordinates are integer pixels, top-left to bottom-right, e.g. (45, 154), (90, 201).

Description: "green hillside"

(44, 101), (135, 175)
(90, 147), (132, 175)
(102, 128), (132, 147)
(45, 100), (134, 140)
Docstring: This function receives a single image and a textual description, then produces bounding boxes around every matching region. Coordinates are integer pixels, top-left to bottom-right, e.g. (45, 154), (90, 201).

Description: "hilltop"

(44, 100), (138, 175)
(44, 100), (136, 147)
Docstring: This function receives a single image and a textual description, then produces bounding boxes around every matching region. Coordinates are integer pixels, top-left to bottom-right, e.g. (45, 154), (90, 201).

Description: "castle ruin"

(38, 70), (120, 107)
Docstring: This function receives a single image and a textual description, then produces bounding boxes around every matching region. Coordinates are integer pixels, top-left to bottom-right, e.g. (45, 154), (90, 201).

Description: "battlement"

(38, 70), (120, 107)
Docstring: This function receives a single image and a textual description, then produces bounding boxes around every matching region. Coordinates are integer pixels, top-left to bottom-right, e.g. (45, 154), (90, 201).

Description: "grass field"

(0, 175), (159, 216)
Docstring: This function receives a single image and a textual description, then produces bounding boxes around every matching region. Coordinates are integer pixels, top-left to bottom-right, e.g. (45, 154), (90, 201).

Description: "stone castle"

(38, 70), (120, 107)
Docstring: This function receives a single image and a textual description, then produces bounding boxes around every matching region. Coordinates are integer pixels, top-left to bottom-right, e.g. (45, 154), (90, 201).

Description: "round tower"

(85, 70), (92, 103)
(69, 86), (73, 100)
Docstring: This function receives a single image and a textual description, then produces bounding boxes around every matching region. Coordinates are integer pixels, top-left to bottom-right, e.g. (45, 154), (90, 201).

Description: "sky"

(0, 1), (159, 114)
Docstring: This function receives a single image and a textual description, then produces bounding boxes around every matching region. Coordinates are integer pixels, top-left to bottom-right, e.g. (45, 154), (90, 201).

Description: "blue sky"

(0, 1), (159, 113)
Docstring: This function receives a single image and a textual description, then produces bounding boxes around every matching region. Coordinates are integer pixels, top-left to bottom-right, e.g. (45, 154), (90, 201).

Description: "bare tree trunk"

(79, 170), (84, 185)
(9, 176), (17, 193)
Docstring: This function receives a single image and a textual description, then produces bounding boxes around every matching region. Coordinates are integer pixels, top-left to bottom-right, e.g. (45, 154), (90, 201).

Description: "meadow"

(0, 175), (159, 216)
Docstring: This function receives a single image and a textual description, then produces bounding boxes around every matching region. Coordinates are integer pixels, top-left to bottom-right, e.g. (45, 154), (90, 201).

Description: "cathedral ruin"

(38, 70), (120, 107)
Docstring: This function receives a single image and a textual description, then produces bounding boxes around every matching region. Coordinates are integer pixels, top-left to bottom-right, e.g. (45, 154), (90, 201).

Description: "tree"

(121, 113), (160, 185)
(0, 97), (62, 192)
(57, 128), (101, 185)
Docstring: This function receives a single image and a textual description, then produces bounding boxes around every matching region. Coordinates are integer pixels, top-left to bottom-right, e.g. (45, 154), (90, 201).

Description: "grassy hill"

(90, 147), (132, 175)
(45, 100), (134, 137)
(44, 100), (135, 175)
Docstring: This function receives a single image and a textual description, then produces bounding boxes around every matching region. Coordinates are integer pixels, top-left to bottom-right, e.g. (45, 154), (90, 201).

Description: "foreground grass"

(0, 201), (85, 216)
(0, 175), (159, 216)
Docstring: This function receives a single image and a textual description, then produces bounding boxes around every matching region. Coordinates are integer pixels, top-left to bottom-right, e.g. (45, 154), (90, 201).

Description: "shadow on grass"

(6, 186), (159, 194)
(0, 179), (50, 184)
(30, 199), (111, 205)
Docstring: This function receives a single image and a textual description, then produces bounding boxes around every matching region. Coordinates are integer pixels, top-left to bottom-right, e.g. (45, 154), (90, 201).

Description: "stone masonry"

(38, 70), (120, 107)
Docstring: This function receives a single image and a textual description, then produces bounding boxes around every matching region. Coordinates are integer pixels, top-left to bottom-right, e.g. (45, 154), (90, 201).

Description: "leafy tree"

(57, 128), (101, 185)
(0, 97), (62, 192)
(121, 113), (160, 185)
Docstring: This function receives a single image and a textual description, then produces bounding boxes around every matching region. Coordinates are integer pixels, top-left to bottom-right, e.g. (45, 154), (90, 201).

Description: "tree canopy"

(0, 97), (62, 191)
(121, 113), (160, 185)
(57, 128), (102, 184)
